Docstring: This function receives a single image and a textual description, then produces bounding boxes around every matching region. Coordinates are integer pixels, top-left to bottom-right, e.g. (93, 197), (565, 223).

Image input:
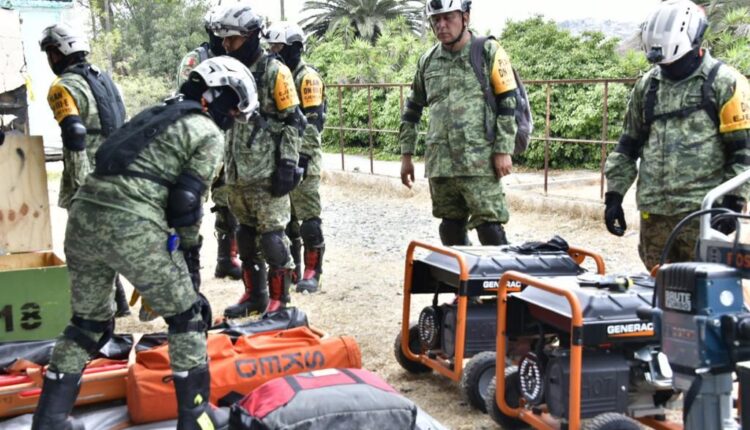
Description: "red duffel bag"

(126, 327), (361, 423)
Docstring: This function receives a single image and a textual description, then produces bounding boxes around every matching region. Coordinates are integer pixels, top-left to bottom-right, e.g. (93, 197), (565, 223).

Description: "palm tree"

(300, 0), (423, 43)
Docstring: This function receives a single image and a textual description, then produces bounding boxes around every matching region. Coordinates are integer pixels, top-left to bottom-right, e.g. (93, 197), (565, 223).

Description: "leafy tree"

(699, 1), (750, 72)
(301, 0), (423, 43)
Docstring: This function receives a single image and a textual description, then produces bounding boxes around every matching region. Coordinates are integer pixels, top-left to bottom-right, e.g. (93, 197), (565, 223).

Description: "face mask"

(204, 88), (240, 131)
(229, 35), (261, 66)
(206, 28), (226, 56)
(279, 44), (303, 70)
(660, 46), (703, 81)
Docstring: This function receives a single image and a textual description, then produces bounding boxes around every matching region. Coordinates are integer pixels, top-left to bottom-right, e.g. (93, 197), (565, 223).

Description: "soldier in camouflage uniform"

(31, 56), (258, 430)
(177, 6), (243, 281)
(604, 0), (750, 271)
(265, 22), (327, 293)
(213, 4), (305, 317)
(399, 0), (517, 246)
(40, 24), (131, 318)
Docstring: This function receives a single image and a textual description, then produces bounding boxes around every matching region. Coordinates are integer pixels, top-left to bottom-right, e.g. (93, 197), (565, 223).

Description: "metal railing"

(325, 78), (637, 200)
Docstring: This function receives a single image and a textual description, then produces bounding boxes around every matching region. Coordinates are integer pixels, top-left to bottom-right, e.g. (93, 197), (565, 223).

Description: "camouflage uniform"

(287, 60), (326, 290)
(47, 70), (105, 209)
(176, 45), (241, 279)
(51, 112), (224, 373)
(605, 51), (750, 270)
(223, 52), (301, 316)
(399, 34), (518, 242)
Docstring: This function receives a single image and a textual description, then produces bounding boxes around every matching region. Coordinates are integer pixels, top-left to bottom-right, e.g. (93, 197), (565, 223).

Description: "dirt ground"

(45, 163), (648, 430)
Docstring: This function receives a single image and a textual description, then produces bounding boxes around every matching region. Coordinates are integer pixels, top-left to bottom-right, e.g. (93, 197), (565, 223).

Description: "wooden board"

(0, 135), (52, 254)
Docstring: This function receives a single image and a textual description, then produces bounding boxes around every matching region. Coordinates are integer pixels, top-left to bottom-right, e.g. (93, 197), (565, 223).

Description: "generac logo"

(606, 322), (654, 338)
(482, 280), (524, 290)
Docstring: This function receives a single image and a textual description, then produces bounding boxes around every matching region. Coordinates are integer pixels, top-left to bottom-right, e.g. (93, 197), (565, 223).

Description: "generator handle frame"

(700, 168), (750, 242)
(567, 246), (606, 274)
(402, 240), (470, 381)
(495, 270), (584, 430)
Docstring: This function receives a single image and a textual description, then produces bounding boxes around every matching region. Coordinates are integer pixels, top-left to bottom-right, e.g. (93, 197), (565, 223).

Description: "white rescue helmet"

(641, 0), (708, 64)
(203, 5), (225, 29)
(264, 21), (306, 47)
(425, 0), (471, 17)
(39, 23), (90, 56)
(212, 3), (264, 38)
(189, 56), (259, 121)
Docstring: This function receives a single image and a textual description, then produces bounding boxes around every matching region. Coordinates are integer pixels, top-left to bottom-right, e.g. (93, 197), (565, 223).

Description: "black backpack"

(469, 36), (533, 155)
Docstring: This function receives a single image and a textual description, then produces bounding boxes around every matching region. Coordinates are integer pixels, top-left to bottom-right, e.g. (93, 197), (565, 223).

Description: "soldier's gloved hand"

(712, 195), (745, 235)
(604, 192), (627, 236)
(271, 158), (303, 197)
(180, 243), (202, 292)
(298, 153), (311, 179)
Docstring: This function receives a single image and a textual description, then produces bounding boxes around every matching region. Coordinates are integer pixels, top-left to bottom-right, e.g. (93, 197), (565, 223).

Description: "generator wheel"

(583, 412), (641, 430)
(393, 324), (431, 374)
(460, 351), (497, 412)
(486, 367), (530, 429)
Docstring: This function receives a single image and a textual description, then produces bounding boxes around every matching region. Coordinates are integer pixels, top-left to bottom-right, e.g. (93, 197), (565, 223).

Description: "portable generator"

(488, 271), (678, 430)
(394, 239), (605, 412)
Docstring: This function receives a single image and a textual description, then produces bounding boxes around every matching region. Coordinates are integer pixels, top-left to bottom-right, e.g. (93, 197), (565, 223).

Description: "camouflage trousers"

(290, 175), (322, 222)
(228, 180), (293, 269)
(429, 176), (509, 229)
(639, 211), (700, 272)
(211, 170), (237, 235)
(52, 200), (205, 373)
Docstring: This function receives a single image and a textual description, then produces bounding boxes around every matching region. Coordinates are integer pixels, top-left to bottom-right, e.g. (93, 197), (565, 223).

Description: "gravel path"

(44, 163), (648, 429)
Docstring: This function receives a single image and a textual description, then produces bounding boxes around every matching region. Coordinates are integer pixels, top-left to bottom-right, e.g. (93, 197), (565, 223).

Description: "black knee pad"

(285, 219), (301, 240)
(62, 315), (114, 354)
(476, 222), (508, 246)
(439, 218), (470, 246)
(261, 231), (290, 267)
(164, 298), (211, 335)
(213, 206), (238, 234)
(300, 217), (324, 247)
(237, 224), (260, 261)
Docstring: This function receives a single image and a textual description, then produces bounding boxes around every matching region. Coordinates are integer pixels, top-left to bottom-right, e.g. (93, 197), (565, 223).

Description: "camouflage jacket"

(224, 51), (301, 185)
(73, 112), (224, 247)
(176, 43), (212, 88)
(605, 52), (750, 215)
(292, 60), (325, 176)
(398, 33), (518, 178)
(47, 68), (105, 208)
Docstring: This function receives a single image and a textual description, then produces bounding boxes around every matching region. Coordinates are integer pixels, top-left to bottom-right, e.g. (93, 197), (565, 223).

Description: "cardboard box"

(0, 135), (70, 342)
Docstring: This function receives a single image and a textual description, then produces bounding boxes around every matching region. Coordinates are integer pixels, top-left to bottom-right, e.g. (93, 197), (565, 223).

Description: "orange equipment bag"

(126, 326), (362, 424)
(0, 358), (128, 418)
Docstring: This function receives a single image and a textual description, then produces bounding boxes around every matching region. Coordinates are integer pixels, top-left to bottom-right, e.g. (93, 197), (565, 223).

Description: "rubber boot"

(214, 233), (242, 280)
(223, 264), (269, 318)
(31, 370), (85, 430)
(114, 276), (131, 317)
(266, 268), (292, 314)
(290, 237), (302, 284)
(173, 364), (228, 430)
(296, 245), (324, 293)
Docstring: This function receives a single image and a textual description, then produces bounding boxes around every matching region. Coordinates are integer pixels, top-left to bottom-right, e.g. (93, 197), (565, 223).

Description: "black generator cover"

(411, 245), (585, 297)
(440, 300), (497, 358)
(507, 275), (657, 345)
(545, 350), (630, 419)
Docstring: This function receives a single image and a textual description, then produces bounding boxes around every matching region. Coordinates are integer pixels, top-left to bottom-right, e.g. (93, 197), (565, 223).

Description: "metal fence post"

(338, 86), (344, 171)
(368, 86), (374, 174)
(600, 82), (609, 200)
(544, 83), (551, 194)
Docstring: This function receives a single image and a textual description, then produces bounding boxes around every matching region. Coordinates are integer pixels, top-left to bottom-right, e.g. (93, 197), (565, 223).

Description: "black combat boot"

(266, 268), (293, 314)
(31, 370), (85, 430)
(214, 233), (242, 280)
(223, 263), (269, 318)
(173, 364), (228, 430)
(114, 276), (131, 317)
(296, 245), (324, 293)
(290, 237), (302, 284)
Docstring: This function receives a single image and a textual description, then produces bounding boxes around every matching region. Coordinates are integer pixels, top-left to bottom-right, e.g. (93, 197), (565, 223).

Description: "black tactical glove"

(271, 158), (303, 197)
(712, 195), (745, 235)
(298, 153), (311, 179)
(181, 243), (202, 292)
(604, 192), (627, 236)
